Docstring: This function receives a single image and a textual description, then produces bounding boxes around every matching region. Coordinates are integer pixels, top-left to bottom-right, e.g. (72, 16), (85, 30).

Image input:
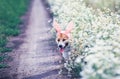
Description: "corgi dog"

(53, 20), (74, 76)
(53, 20), (74, 61)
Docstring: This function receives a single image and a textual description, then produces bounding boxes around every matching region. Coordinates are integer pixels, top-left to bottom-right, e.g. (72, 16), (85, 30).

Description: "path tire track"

(15, 0), (68, 79)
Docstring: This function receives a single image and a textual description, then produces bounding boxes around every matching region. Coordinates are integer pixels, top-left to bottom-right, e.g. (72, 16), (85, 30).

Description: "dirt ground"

(0, 0), (69, 79)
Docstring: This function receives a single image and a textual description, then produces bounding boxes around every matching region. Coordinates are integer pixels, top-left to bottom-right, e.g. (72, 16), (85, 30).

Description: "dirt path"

(0, 0), (69, 79)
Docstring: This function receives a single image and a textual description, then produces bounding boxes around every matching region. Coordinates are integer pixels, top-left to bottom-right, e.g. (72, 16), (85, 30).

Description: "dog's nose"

(59, 45), (63, 48)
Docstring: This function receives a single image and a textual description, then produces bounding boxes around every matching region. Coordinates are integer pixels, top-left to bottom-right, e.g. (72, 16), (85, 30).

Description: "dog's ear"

(53, 20), (61, 33)
(65, 21), (74, 34)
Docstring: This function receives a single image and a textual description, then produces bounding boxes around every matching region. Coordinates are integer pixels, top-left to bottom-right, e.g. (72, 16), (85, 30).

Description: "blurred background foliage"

(0, 0), (29, 68)
(83, 0), (120, 14)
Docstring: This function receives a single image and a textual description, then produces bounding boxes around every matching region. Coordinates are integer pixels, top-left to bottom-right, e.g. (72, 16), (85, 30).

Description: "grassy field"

(48, 0), (120, 78)
(0, 0), (29, 68)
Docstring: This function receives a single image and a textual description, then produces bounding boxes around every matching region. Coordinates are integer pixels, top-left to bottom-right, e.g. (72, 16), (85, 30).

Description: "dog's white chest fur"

(62, 46), (71, 60)
(62, 51), (71, 60)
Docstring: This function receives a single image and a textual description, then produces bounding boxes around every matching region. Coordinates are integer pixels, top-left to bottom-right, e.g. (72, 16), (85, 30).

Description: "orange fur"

(57, 33), (69, 41)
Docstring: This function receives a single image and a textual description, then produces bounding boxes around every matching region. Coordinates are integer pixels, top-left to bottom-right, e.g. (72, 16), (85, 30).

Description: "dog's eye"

(57, 39), (60, 41)
(63, 39), (66, 41)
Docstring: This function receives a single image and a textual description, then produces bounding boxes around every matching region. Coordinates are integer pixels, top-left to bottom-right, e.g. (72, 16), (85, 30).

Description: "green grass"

(0, 64), (8, 68)
(0, 0), (29, 68)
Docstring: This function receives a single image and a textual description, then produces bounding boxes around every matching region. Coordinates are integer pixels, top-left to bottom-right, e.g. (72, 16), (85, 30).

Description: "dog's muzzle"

(58, 42), (69, 53)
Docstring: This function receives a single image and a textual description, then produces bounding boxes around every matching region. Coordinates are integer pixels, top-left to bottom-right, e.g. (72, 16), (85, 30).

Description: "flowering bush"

(83, 0), (120, 14)
(48, 0), (120, 78)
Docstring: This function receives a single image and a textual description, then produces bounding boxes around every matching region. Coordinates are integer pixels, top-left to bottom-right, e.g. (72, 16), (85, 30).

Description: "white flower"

(48, 0), (120, 78)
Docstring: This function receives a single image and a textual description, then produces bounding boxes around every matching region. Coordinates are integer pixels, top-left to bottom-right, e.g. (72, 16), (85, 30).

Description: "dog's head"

(53, 20), (74, 52)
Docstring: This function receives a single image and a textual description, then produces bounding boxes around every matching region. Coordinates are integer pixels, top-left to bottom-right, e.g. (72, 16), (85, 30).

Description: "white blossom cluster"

(83, 0), (120, 14)
(48, 0), (120, 78)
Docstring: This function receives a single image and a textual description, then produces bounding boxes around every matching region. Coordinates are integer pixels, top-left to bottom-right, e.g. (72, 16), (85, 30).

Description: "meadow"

(48, 0), (120, 78)
(0, 0), (29, 68)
